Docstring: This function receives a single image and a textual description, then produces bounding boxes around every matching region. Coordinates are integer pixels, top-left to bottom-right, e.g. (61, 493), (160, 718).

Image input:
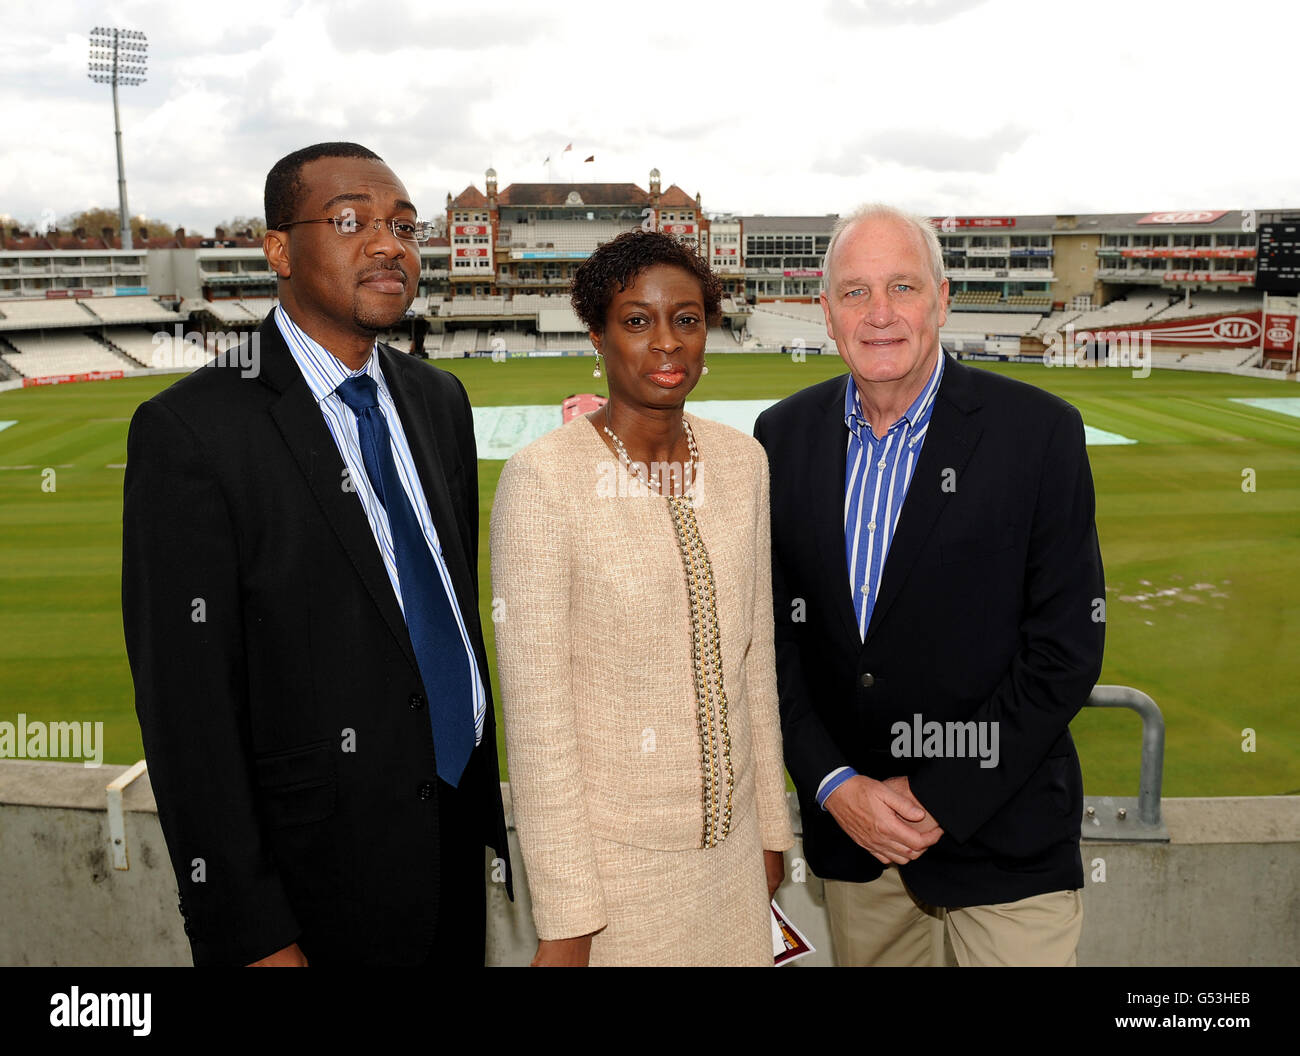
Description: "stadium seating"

(1058, 303), (1144, 330)
(102, 328), (166, 367)
(951, 290), (1002, 307)
(83, 297), (184, 326)
(487, 331), (536, 353)
(447, 329), (482, 354)
(1174, 348), (1261, 370)
(706, 327), (741, 351)
(1006, 294), (1052, 308)
(509, 293), (569, 311)
(746, 307), (828, 350)
(203, 300), (261, 325)
(941, 313), (1043, 336)
(236, 298), (277, 321)
(441, 297), (507, 317)
(1146, 292), (1261, 322)
(3, 332), (131, 376)
(544, 333), (589, 352)
(760, 301), (825, 323)
(0, 299), (98, 330)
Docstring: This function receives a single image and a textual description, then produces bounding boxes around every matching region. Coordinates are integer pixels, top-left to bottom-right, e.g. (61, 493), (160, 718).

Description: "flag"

(543, 155), (550, 165)
(584, 155), (595, 163)
(563, 143), (572, 152)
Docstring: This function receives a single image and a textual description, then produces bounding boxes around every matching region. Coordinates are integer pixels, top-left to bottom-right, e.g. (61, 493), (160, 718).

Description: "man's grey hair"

(822, 203), (946, 293)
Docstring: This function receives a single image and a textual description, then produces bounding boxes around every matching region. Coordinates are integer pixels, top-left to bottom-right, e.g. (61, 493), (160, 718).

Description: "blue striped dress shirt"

(817, 347), (945, 808)
(274, 306), (485, 746)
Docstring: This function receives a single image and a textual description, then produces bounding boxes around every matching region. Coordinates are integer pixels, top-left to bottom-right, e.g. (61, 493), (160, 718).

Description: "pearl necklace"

(602, 410), (699, 498)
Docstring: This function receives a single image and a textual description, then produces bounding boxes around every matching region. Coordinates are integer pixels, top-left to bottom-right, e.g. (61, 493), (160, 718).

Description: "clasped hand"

(824, 774), (943, 865)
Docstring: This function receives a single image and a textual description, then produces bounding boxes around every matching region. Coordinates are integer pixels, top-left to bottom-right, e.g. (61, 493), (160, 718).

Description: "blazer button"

(860, 673), (875, 688)
(409, 692), (426, 710)
(417, 781), (435, 800)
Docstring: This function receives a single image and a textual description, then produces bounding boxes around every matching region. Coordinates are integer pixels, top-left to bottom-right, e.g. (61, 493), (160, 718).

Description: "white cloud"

(0, 0), (1296, 233)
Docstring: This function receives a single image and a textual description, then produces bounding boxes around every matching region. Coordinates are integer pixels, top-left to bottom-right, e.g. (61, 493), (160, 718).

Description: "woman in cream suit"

(490, 231), (793, 967)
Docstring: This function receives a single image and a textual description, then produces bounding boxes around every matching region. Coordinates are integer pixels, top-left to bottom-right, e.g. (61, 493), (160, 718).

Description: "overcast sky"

(2, 0), (1297, 234)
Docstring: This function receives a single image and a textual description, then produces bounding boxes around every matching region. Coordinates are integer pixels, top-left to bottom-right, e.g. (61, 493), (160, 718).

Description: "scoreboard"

(1256, 222), (1300, 293)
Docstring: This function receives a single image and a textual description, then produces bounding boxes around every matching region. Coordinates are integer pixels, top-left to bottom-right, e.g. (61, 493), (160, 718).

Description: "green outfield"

(1, 356), (1297, 796)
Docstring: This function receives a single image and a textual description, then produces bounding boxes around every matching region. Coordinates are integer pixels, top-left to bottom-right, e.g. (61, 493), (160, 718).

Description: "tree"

(58, 208), (179, 240)
(213, 216), (267, 238)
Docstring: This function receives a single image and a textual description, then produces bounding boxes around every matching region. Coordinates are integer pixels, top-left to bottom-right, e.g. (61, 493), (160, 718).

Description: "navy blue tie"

(336, 374), (474, 786)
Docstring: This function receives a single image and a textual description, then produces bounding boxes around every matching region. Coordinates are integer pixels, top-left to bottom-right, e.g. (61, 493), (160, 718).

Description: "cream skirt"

(587, 799), (772, 967)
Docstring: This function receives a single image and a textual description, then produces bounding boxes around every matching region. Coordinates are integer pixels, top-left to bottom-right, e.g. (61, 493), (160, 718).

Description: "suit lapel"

(809, 376), (863, 648)
(379, 347), (480, 643)
(864, 355), (983, 645)
(259, 317), (419, 675)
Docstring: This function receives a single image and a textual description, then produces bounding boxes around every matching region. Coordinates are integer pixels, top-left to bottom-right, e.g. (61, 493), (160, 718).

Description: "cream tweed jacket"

(490, 411), (794, 941)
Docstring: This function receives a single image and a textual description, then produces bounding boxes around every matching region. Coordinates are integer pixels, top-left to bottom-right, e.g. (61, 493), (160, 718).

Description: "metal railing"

(1081, 684), (1168, 841)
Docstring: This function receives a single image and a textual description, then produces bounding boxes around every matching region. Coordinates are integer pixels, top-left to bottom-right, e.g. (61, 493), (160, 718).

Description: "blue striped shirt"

(817, 347), (945, 808)
(274, 306), (485, 746)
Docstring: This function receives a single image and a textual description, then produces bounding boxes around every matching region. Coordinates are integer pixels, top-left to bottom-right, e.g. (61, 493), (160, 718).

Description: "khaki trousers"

(824, 866), (1082, 967)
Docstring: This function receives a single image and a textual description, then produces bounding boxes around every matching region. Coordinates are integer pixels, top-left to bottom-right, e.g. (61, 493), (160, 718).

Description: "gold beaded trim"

(667, 493), (734, 849)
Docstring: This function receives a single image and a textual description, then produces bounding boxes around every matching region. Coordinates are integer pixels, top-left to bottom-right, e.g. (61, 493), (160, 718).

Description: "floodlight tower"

(87, 27), (148, 251)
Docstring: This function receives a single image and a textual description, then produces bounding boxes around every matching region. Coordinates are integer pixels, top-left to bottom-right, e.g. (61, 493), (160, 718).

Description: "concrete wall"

(1, 760), (1296, 967)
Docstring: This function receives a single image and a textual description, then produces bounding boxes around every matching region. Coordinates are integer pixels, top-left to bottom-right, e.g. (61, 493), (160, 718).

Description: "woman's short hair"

(570, 229), (723, 334)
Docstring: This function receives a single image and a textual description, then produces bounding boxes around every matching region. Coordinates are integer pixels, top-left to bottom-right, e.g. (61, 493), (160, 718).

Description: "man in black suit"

(755, 205), (1104, 966)
(122, 142), (509, 966)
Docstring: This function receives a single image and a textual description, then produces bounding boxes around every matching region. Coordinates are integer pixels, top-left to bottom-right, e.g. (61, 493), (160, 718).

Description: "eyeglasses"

(275, 215), (435, 244)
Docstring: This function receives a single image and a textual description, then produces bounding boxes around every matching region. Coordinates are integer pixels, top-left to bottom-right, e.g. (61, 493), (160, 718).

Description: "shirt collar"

(843, 345), (945, 440)
(274, 304), (384, 403)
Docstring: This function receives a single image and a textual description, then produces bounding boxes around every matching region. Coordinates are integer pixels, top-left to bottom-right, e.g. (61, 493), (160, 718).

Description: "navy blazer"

(122, 314), (510, 965)
(755, 354), (1104, 907)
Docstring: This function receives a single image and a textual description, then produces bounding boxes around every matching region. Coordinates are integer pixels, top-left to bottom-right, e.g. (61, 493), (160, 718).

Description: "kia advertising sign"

(1136, 210), (1228, 225)
(1262, 313), (1297, 353)
(1088, 311), (1265, 346)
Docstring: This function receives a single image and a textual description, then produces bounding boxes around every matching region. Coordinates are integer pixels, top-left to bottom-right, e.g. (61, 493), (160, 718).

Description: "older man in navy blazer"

(755, 204), (1104, 966)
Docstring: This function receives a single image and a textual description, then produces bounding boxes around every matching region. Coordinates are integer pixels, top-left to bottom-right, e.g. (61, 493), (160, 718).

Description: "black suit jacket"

(755, 355), (1104, 907)
(122, 314), (510, 965)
